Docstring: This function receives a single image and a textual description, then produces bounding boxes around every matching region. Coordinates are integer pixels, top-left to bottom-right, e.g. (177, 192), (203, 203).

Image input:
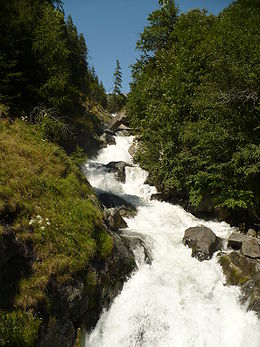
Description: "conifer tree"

(113, 59), (122, 95)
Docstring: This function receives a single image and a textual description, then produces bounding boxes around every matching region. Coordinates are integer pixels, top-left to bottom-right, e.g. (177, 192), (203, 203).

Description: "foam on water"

(84, 133), (260, 347)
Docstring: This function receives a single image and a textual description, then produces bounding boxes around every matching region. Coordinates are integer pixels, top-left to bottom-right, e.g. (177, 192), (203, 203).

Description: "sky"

(62, 0), (232, 93)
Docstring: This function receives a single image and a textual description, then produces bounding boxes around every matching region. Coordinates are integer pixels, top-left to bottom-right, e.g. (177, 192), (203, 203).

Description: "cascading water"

(84, 133), (260, 347)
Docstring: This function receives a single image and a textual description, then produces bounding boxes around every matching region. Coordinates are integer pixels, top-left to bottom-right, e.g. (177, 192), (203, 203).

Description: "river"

(84, 133), (260, 347)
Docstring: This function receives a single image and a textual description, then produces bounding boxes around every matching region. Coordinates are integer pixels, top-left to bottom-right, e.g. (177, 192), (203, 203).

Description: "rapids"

(84, 133), (260, 347)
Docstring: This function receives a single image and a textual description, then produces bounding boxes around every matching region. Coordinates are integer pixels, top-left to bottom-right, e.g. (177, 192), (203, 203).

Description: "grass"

(0, 119), (113, 346)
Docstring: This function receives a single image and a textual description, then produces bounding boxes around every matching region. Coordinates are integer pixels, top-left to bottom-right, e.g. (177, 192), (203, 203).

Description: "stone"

(37, 318), (75, 347)
(128, 140), (139, 157)
(122, 233), (152, 265)
(241, 238), (260, 258)
(227, 232), (249, 250)
(240, 272), (260, 318)
(117, 124), (131, 131)
(109, 111), (129, 131)
(105, 161), (131, 183)
(98, 191), (134, 209)
(218, 251), (260, 285)
(118, 205), (137, 218)
(104, 208), (127, 231)
(182, 225), (221, 261)
(100, 132), (116, 147)
(247, 228), (257, 237)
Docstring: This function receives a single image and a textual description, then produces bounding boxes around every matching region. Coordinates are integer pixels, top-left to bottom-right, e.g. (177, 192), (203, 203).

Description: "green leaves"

(128, 0), (260, 221)
(0, 1), (107, 115)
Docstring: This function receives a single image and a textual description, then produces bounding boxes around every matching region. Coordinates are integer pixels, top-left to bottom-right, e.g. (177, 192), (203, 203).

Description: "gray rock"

(218, 251), (260, 285)
(240, 272), (260, 318)
(123, 233), (152, 265)
(241, 238), (260, 258)
(37, 319), (75, 347)
(98, 191), (134, 209)
(227, 232), (249, 250)
(83, 232), (136, 331)
(218, 251), (260, 318)
(105, 161), (131, 183)
(100, 132), (116, 147)
(104, 208), (127, 231)
(128, 140), (139, 157)
(117, 124), (131, 131)
(247, 228), (257, 237)
(118, 205), (137, 218)
(109, 112), (129, 131)
(182, 225), (221, 261)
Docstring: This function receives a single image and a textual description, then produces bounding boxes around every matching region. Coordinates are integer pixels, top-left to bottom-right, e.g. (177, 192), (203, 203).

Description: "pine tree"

(113, 59), (122, 95)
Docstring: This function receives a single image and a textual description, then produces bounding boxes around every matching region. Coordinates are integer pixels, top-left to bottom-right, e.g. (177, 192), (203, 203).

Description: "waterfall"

(84, 133), (260, 347)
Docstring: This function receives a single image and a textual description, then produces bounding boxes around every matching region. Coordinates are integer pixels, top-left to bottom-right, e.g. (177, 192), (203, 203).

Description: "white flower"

(46, 222), (51, 226)
(29, 220), (34, 226)
(38, 220), (43, 224)
(36, 215), (42, 220)
(41, 226), (45, 230)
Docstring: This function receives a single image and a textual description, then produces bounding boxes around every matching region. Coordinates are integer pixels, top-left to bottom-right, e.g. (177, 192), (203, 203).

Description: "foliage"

(0, 0), (107, 115)
(0, 119), (113, 313)
(107, 59), (126, 113)
(113, 59), (122, 95)
(0, 310), (41, 347)
(29, 105), (73, 143)
(127, 0), (260, 222)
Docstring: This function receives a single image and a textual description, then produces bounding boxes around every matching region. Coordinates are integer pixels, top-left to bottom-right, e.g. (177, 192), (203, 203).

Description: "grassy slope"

(0, 119), (113, 346)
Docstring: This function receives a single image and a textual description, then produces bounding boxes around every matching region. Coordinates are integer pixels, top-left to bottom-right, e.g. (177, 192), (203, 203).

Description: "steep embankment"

(0, 119), (135, 347)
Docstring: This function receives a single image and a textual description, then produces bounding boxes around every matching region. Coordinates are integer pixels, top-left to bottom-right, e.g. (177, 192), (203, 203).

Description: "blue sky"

(62, 0), (232, 93)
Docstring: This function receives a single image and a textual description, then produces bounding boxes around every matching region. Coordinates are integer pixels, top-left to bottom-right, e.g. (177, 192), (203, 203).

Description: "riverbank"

(0, 118), (135, 347)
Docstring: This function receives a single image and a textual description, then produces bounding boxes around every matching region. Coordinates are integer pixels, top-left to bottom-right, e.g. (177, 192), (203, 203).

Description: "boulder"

(247, 228), (257, 237)
(104, 208), (127, 231)
(98, 191), (134, 209)
(182, 226), (221, 261)
(227, 232), (249, 250)
(117, 124), (132, 131)
(122, 233), (152, 265)
(218, 251), (260, 318)
(49, 278), (88, 321)
(241, 238), (260, 258)
(105, 161), (131, 183)
(218, 251), (260, 285)
(37, 318), (75, 347)
(109, 112), (129, 131)
(100, 132), (116, 147)
(118, 205), (137, 218)
(128, 140), (139, 157)
(240, 272), (260, 318)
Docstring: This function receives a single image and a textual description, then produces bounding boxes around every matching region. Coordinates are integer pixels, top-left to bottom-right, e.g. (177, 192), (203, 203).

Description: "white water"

(84, 133), (260, 347)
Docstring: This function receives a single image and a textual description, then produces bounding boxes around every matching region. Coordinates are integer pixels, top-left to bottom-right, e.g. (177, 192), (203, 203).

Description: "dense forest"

(0, 0), (107, 125)
(127, 0), (260, 226)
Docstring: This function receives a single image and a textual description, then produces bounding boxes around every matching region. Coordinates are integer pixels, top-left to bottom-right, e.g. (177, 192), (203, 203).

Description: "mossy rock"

(219, 251), (260, 286)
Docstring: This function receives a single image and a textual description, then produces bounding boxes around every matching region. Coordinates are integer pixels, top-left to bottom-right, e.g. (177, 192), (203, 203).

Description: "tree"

(136, 0), (178, 54)
(127, 0), (260, 224)
(113, 59), (122, 95)
(33, 4), (70, 108)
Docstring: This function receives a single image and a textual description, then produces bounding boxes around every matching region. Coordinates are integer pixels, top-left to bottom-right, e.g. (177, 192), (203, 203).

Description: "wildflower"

(36, 215), (43, 220)
(46, 222), (51, 226)
(29, 220), (34, 226)
(41, 226), (45, 230)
